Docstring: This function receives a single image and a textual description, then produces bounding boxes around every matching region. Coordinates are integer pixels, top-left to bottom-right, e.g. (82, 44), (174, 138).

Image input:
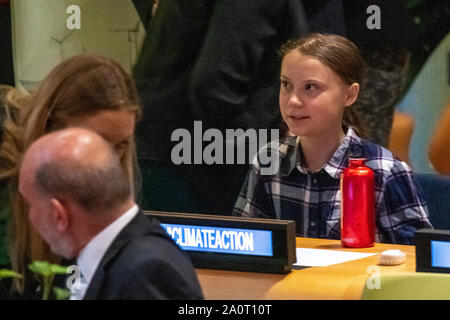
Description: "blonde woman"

(0, 53), (141, 297)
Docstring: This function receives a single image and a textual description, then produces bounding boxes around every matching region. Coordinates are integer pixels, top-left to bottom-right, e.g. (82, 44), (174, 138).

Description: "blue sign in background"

(431, 240), (450, 268)
(161, 223), (274, 257)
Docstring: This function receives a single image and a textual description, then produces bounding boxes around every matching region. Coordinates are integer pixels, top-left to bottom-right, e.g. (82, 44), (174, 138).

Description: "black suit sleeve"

(102, 236), (204, 300)
(124, 253), (203, 300)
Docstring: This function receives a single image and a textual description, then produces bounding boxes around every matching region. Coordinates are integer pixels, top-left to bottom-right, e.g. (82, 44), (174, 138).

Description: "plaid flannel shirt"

(233, 128), (432, 244)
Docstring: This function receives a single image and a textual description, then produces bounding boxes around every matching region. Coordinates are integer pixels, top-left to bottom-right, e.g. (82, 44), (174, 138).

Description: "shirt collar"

(76, 204), (139, 284)
(282, 127), (362, 179)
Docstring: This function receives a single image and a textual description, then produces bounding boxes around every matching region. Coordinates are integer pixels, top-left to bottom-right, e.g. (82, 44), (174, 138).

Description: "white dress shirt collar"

(72, 204), (139, 299)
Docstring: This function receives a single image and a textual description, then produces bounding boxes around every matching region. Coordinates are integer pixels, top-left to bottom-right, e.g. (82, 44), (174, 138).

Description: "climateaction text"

(162, 224), (273, 256)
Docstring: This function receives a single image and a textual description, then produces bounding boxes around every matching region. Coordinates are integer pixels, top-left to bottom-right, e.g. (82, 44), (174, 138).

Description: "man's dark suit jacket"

(83, 211), (204, 300)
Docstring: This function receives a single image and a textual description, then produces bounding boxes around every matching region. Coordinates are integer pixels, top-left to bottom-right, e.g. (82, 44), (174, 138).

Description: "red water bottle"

(341, 158), (375, 248)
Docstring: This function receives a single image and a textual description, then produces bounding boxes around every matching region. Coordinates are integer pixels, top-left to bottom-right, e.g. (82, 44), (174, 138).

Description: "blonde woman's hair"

(0, 54), (141, 294)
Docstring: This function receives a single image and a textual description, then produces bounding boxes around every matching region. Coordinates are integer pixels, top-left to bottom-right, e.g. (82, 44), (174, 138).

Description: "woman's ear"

(50, 198), (70, 232)
(344, 83), (360, 107)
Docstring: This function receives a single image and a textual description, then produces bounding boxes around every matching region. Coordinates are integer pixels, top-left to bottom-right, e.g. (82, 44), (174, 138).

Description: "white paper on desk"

(294, 248), (377, 267)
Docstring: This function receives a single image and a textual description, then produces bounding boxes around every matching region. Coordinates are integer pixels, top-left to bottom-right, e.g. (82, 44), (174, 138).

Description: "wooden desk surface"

(195, 237), (416, 300)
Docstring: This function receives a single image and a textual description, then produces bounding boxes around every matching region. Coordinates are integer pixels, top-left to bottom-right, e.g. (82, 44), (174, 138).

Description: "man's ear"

(50, 198), (70, 232)
(344, 83), (360, 107)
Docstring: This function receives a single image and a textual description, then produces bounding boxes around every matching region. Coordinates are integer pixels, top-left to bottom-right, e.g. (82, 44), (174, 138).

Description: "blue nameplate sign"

(145, 211), (296, 274)
(431, 240), (450, 269)
(161, 224), (274, 256)
(416, 229), (450, 273)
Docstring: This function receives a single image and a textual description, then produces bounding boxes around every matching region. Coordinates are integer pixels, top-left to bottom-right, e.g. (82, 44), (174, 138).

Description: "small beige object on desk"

(379, 250), (407, 266)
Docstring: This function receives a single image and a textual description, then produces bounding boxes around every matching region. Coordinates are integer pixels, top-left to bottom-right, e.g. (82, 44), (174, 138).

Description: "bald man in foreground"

(19, 128), (203, 300)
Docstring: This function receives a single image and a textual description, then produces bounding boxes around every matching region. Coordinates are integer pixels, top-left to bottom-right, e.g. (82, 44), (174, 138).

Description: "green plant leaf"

(28, 261), (52, 277)
(53, 287), (71, 300)
(0, 269), (23, 279)
(28, 261), (71, 300)
(50, 264), (68, 275)
(29, 261), (68, 276)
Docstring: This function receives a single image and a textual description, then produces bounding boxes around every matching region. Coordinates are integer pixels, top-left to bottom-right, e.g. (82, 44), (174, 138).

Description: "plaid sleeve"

(232, 166), (276, 219)
(376, 161), (432, 244)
